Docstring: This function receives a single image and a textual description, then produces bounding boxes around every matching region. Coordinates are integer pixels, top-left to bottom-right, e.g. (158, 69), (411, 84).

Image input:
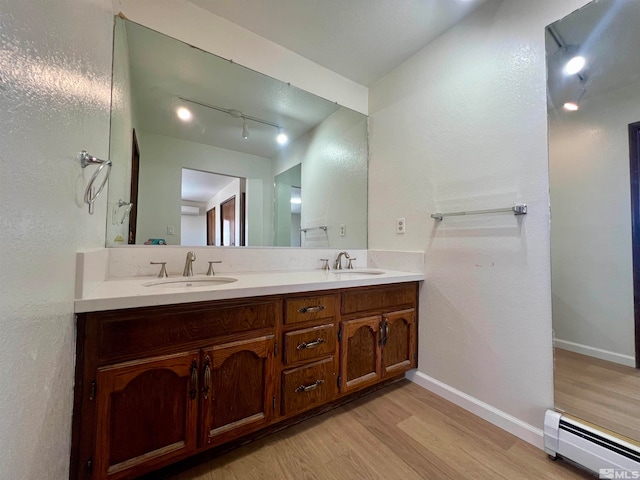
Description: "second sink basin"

(144, 277), (238, 288)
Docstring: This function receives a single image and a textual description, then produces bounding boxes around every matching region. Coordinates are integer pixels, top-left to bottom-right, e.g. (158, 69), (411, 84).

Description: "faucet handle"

(150, 261), (168, 278)
(206, 261), (222, 277)
(347, 258), (356, 270)
(320, 259), (330, 271)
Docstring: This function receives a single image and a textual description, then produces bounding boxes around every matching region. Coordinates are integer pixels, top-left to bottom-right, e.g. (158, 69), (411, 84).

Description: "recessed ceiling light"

(177, 107), (192, 121)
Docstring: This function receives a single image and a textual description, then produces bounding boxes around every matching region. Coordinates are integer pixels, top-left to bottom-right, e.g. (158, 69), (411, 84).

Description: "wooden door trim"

(629, 121), (640, 368)
(128, 129), (140, 244)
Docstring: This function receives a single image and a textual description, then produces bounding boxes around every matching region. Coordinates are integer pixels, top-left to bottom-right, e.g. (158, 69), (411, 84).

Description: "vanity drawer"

(283, 323), (336, 365)
(281, 357), (335, 416)
(341, 283), (416, 315)
(285, 294), (337, 325)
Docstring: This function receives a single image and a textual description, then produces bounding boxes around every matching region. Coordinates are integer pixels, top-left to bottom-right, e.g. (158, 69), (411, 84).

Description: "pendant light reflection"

(242, 119), (249, 139)
(563, 80), (586, 112)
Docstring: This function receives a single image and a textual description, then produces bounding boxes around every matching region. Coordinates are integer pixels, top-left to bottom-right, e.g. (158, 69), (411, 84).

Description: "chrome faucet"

(334, 251), (351, 270)
(183, 251), (196, 277)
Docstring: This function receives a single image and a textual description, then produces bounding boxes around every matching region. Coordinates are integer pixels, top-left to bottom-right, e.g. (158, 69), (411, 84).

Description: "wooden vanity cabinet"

(93, 351), (200, 480)
(71, 283), (418, 480)
(339, 284), (418, 394)
(199, 335), (276, 447)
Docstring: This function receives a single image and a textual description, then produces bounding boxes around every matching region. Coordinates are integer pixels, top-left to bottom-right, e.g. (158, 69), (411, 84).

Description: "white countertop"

(75, 269), (424, 313)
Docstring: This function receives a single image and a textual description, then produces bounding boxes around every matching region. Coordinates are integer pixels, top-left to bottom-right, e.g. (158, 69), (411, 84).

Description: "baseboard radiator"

(544, 410), (640, 476)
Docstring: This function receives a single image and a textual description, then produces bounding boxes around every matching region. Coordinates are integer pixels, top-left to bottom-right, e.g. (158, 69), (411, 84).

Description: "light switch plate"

(167, 225), (175, 235)
(396, 218), (405, 234)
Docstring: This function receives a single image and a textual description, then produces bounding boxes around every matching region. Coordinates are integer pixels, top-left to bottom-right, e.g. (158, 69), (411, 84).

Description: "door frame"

(628, 121), (640, 368)
(128, 129), (140, 244)
(220, 196), (236, 247)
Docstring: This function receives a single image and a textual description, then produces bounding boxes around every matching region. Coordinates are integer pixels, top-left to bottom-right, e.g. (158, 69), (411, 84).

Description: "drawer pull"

(297, 338), (326, 350)
(294, 379), (325, 393)
(297, 305), (326, 314)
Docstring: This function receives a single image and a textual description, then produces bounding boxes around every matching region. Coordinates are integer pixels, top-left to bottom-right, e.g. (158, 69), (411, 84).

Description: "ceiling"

(125, 19), (342, 159)
(546, 0), (640, 108)
(182, 169), (236, 202)
(188, 0), (489, 86)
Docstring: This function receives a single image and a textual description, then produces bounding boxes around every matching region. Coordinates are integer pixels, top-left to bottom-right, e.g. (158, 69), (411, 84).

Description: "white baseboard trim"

(406, 370), (544, 449)
(554, 339), (635, 367)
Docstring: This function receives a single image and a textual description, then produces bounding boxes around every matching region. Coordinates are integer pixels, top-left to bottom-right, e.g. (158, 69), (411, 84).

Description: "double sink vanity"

(71, 249), (423, 480)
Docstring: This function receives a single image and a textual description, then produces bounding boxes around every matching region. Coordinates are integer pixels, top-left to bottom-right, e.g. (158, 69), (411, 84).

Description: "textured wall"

(550, 81), (640, 363)
(273, 108), (368, 249)
(0, 0), (113, 477)
(368, 0), (588, 430)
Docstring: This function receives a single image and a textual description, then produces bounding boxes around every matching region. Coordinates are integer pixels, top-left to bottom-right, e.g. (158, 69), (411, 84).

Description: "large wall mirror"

(106, 17), (368, 248)
(547, 0), (640, 441)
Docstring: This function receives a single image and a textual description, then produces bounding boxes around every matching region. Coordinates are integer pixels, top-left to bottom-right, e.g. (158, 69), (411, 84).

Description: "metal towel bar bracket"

(431, 204), (527, 221)
(300, 226), (328, 233)
(80, 150), (112, 214)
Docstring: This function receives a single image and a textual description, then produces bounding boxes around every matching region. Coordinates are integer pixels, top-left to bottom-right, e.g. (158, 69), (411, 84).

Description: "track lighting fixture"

(178, 97), (287, 145)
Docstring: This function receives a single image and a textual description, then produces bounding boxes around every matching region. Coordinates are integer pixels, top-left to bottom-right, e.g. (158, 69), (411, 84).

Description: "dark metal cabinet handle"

(189, 360), (198, 400)
(294, 379), (325, 393)
(202, 356), (212, 400)
(297, 338), (326, 350)
(384, 321), (390, 346)
(297, 305), (326, 314)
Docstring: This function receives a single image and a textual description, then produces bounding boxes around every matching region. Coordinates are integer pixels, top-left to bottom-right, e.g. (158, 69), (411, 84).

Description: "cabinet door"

(200, 335), (275, 447)
(382, 309), (417, 376)
(94, 351), (199, 480)
(339, 316), (382, 393)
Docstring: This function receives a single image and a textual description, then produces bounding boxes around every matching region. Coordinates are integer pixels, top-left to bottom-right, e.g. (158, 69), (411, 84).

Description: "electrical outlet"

(396, 218), (406, 234)
(167, 225), (175, 235)
(340, 224), (346, 237)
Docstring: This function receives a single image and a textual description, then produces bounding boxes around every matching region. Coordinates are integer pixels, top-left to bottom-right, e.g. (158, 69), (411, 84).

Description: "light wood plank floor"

(164, 380), (591, 480)
(555, 348), (640, 442)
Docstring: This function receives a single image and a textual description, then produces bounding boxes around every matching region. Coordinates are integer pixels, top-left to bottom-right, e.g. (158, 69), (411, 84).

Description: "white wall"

(113, 0), (368, 115)
(136, 132), (272, 246)
(368, 0), (589, 434)
(549, 80), (640, 363)
(180, 201), (206, 246)
(273, 108), (368, 249)
(0, 0), (113, 478)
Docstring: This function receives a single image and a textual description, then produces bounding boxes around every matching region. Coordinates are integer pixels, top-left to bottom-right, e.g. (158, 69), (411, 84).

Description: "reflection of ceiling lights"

(563, 54), (586, 75)
(177, 107), (192, 121)
(290, 197), (302, 204)
(546, 26), (588, 112)
(178, 96), (287, 145)
(561, 45), (586, 75)
(276, 128), (288, 145)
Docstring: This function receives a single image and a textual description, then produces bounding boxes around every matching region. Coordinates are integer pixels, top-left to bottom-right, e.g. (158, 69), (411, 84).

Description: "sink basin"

(144, 277), (238, 288)
(330, 269), (384, 276)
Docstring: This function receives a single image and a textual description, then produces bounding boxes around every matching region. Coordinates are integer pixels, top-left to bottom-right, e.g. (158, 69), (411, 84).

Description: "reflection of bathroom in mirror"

(106, 17), (368, 248)
(547, 0), (640, 442)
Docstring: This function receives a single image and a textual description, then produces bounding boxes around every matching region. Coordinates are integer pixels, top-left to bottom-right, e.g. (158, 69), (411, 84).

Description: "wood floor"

(555, 348), (640, 443)
(161, 380), (591, 480)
